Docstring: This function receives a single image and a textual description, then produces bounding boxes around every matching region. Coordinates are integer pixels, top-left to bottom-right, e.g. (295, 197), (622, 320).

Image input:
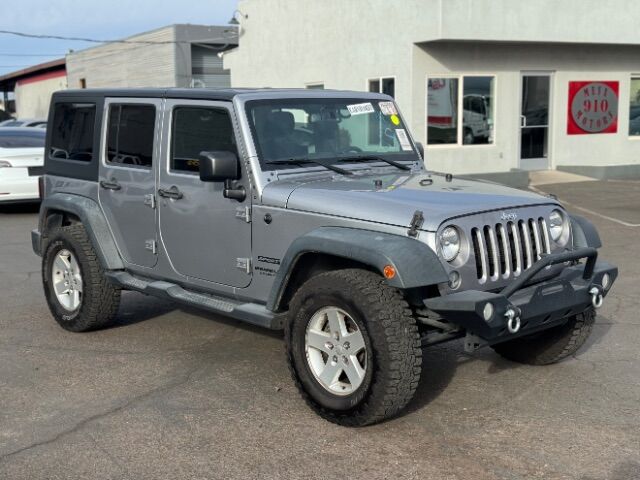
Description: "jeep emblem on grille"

(500, 211), (518, 222)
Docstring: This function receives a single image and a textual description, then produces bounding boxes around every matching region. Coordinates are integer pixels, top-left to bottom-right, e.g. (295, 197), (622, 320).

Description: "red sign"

(567, 81), (619, 134)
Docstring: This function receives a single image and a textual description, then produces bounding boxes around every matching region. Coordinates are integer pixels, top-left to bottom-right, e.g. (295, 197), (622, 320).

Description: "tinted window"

(0, 130), (46, 148)
(106, 104), (156, 168)
(171, 107), (236, 173)
(50, 103), (96, 161)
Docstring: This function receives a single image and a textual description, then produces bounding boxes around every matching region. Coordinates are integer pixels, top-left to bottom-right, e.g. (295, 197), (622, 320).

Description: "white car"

(0, 118), (47, 128)
(0, 127), (46, 203)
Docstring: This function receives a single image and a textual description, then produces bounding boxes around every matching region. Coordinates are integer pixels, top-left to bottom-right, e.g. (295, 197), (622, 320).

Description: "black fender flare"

(266, 226), (448, 312)
(570, 214), (602, 249)
(37, 193), (124, 270)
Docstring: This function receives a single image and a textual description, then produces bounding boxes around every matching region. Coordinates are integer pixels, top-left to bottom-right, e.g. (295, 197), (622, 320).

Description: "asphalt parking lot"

(1, 180), (639, 480)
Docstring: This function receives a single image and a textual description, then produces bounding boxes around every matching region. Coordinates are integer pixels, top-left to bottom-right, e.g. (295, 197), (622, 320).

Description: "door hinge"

(236, 257), (251, 274)
(235, 206), (251, 223)
(144, 193), (156, 209)
(145, 239), (157, 254)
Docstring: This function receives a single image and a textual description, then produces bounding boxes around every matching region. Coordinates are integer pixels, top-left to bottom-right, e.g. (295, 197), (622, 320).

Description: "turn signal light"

(383, 265), (396, 279)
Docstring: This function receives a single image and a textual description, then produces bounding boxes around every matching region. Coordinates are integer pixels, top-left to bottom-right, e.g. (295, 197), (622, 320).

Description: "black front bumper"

(424, 248), (618, 343)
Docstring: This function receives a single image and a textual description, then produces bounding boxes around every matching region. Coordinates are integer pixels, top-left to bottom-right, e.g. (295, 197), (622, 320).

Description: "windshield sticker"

(347, 102), (375, 115)
(395, 129), (413, 151)
(390, 114), (401, 126)
(379, 101), (397, 116)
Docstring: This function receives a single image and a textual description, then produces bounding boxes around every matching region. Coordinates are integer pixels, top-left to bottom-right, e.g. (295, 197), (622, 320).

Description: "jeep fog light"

(602, 273), (610, 290)
(482, 302), (494, 321)
(448, 271), (461, 290)
(440, 226), (460, 262)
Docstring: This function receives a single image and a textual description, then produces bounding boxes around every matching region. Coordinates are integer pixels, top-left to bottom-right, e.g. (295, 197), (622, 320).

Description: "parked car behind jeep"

(32, 88), (617, 426)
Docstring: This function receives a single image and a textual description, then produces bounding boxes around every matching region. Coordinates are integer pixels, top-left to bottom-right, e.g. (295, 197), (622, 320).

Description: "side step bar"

(106, 271), (283, 330)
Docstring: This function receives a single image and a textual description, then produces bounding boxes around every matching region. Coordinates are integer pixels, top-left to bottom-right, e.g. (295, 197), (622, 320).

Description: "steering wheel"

(339, 146), (363, 154)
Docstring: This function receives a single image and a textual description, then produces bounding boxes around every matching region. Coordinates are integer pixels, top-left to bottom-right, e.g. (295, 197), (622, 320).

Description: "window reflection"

(462, 77), (494, 145)
(629, 78), (640, 136)
(427, 78), (458, 144)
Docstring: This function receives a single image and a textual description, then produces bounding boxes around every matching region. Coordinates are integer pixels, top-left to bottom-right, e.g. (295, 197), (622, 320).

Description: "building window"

(427, 75), (495, 146)
(171, 107), (236, 174)
(49, 102), (96, 162)
(306, 83), (324, 89)
(369, 77), (395, 98)
(79, 78), (87, 89)
(106, 104), (156, 168)
(629, 77), (640, 136)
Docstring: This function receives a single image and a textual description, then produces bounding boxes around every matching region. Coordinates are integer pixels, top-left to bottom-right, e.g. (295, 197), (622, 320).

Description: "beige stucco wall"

(226, 0), (640, 174)
(14, 74), (67, 119)
(411, 43), (640, 174)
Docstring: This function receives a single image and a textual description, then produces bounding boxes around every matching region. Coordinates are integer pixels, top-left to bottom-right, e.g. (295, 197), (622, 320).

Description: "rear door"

(158, 99), (252, 287)
(98, 98), (161, 269)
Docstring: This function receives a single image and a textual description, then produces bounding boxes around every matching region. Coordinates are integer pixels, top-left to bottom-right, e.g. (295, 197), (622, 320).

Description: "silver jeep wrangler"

(33, 88), (617, 426)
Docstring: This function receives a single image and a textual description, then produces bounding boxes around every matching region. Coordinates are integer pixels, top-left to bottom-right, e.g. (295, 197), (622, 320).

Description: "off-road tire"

(492, 308), (596, 365)
(42, 224), (121, 332)
(285, 269), (422, 426)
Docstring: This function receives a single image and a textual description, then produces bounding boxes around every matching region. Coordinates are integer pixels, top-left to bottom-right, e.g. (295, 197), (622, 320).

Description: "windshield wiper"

(265, 158), (353, 175)
(337, 155), (412, 171)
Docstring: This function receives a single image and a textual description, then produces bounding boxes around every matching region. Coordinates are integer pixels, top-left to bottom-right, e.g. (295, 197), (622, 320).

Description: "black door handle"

(158, 186), (184, 200)
(100, 179), (121, 191)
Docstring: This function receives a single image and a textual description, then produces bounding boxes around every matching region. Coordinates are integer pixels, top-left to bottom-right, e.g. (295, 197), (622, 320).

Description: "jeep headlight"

(439, 226), (461, 262)
(549, 209), (569, 246)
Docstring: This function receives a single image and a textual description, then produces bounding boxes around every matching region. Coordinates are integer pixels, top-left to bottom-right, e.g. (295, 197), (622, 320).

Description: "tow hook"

(504, 306), (521, 334)
(589, 286), (604, 309)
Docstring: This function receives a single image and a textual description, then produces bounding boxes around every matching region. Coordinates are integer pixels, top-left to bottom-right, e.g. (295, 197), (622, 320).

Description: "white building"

(67, 24), (238, 90)
(225, 0), (640, 181)
(0, 59), (67, 119)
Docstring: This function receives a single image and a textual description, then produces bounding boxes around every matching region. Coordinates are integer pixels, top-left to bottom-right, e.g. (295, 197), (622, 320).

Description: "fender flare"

(38, 193), (124, 270)
(570, 214), (602, 249)
(266, 226), (448, 312)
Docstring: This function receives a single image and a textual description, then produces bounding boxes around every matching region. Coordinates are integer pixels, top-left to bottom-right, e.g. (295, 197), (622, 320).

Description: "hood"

(263, 170), (557, 231)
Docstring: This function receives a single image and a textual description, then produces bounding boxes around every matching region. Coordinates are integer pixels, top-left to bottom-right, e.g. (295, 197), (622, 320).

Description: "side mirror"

(416, 142), (425, 160)
(198, 151), (240, 182)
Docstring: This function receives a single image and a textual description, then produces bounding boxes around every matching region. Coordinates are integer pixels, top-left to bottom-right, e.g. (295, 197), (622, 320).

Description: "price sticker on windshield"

(347, 102), (375, 115)
(379, 101), (397, 116)
(395, 129), (413, 151)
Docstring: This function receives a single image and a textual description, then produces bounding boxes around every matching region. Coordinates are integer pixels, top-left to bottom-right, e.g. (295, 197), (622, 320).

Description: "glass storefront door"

(520, 74), (551, 170)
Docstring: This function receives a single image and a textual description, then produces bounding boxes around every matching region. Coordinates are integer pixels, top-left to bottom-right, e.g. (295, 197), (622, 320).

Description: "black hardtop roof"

(53, 87), (390, 102)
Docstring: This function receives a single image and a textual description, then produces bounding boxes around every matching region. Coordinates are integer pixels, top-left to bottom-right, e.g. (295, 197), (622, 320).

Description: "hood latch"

(407, 210), (424, 238)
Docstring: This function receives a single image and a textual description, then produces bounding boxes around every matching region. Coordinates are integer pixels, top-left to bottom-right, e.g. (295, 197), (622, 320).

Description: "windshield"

(0, 130), (45, 148)
(246, 98), (418, 170)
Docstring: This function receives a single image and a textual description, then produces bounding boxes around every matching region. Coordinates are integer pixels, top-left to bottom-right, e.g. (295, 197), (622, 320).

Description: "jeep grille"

(471, 218), (551, 284)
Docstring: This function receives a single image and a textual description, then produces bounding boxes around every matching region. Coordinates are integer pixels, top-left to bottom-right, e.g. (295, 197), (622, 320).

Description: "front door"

(520, 74), (551, 170)
(98, 99), (161, 268)
(158, 100), (252, 288)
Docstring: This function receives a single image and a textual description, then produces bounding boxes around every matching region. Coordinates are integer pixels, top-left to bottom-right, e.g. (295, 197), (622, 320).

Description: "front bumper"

(424, 247), (618, 343)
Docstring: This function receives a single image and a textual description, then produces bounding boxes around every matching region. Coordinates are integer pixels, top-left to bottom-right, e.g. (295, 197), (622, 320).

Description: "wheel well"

(43, 209), (81, 235)
(277, 253), (378, 312)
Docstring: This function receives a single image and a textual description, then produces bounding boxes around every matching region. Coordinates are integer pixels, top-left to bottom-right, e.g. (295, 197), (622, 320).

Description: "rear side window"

(106, 104), (156, 168)
(49, 103), (96, 161)
(171, 107), (236, 173)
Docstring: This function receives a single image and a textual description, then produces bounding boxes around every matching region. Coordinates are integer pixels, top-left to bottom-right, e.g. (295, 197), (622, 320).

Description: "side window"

(106, 104), (156, 168)
(171, 106), (236, 174)
(50, 103), (96, 162)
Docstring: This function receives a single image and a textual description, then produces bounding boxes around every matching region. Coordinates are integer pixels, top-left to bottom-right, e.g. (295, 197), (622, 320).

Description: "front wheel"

(285, 269), (422, 426)
(491, 308), (596, 365)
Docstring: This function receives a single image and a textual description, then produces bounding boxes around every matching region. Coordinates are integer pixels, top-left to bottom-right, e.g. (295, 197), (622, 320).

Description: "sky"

(0, 0), (238, 76)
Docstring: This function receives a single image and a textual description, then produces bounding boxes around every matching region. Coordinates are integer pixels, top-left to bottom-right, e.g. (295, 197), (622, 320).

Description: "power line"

(0, 28), (237, 46)
(0, 53), (66, 57)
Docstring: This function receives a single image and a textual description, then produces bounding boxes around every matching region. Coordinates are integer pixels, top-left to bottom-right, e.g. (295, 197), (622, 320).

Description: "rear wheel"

(285, 269), (422, 426)
(492, 308), (596, 365)
(42, 224), (121, 332)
